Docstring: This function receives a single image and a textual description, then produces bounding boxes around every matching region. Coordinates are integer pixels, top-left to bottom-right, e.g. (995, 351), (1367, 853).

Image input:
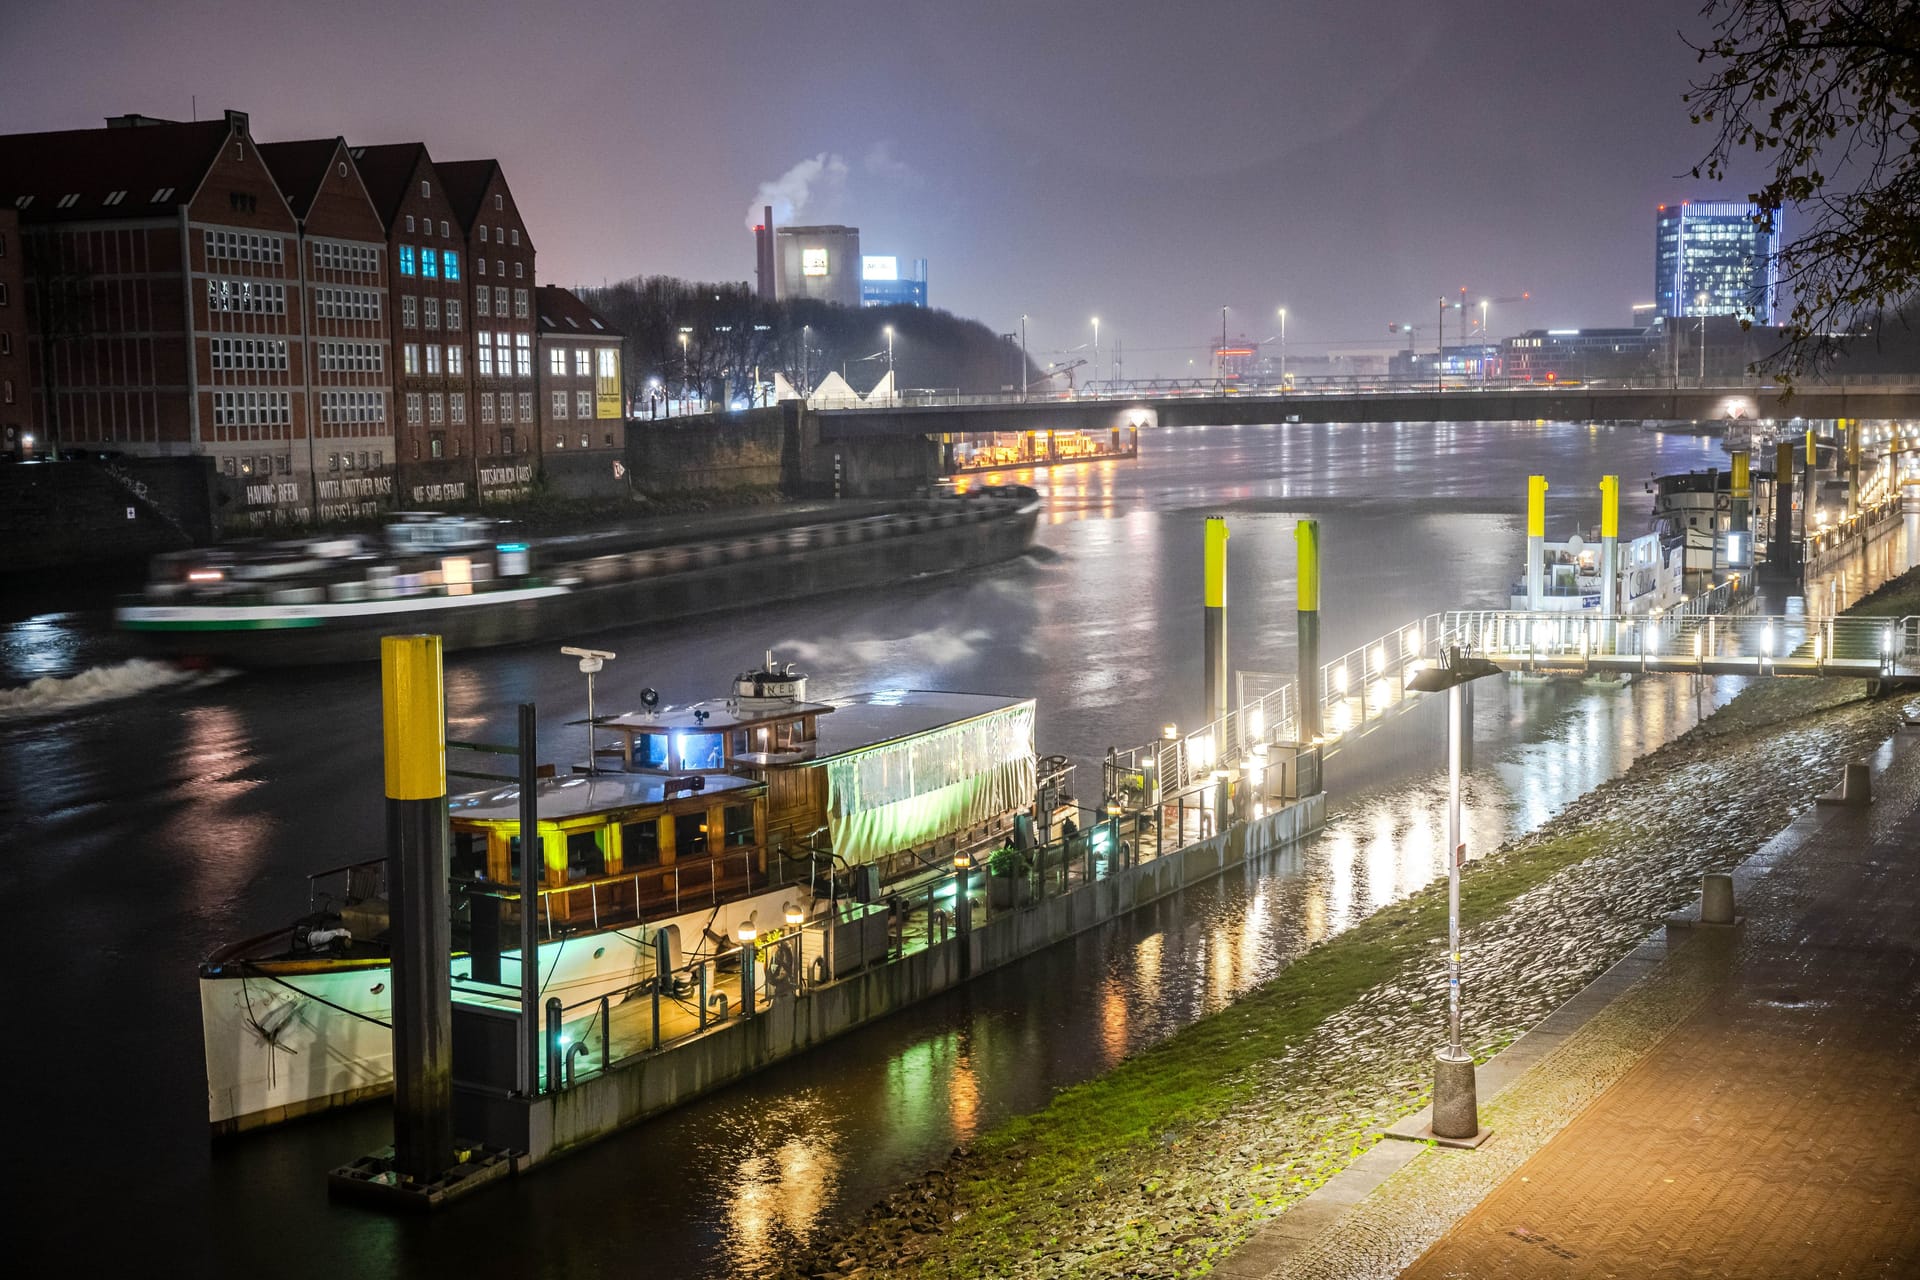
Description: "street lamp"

(801, 323), (811, 396)
(1091, 316), (1100, 390)
(678, 331), (690, 412)
(1407, 644), (1503, 1142)
(1277, 307), (1287, 389)
(1020, 315), (1029, 402)
(884, 325), (895, 404)
(1696, 292), (1709, 382)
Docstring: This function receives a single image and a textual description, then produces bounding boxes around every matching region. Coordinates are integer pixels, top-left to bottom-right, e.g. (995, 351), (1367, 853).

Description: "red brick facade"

(0, 108), (575, 519)
(535, 285), (625, 479)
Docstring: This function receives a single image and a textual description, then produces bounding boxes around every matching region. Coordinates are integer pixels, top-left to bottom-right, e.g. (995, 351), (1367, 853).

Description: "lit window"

(422, 248), (439, 279)
(515, 334), (532, 377)
(477, 332), (494, 376)
(448, 345), (463, 375)
(549, 348), (566, 377)
(426, 345), (442, 375)
(404, 344), (421, 374)
(574, 348), (590, 378)
(399, 244), (416, 276)
(444, 251), (460, 281)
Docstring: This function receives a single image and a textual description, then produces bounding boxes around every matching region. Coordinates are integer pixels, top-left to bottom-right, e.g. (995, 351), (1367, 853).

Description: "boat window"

(634, 733), (668, 768)
(675, 732), (724, 771)
(566, 829), (606, 882)
(622, 818), (661, 867)
(453, 830), (488, 879)
(731, 730), (749, 757)
(675, 812), (709, 857)
(506, 835), (543, 884)
(723, 804), (755, 847)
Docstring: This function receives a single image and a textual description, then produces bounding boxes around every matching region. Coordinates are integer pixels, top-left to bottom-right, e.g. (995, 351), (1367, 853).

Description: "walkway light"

(1405, 645), (1503, 1143)
(953, 852), (972, 871)
(1334, 664), (1349, 694)
(1249, 705), (1266, 740)
(737, 923), (757, 944)
(1762, 622), (1773, 657)
(783, 902), (804, 926)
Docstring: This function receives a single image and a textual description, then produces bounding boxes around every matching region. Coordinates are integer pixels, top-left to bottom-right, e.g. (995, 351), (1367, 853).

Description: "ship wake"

(0, 658), (223, 723)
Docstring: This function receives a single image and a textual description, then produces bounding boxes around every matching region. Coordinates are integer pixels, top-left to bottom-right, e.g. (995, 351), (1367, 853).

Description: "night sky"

(2, 0), (1757, 376)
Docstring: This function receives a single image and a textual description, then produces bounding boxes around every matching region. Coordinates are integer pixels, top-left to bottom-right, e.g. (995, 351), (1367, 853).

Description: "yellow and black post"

(382, 633), (453, 1182)
(1598, 475), (1620, 613)
(1772, 440), (1798, 576)
(1204, 516), (1229, 730)
(1525, 475), (1548, 609)
(1729, 450), (1751, 567)
(1296, 518), (1321, 743)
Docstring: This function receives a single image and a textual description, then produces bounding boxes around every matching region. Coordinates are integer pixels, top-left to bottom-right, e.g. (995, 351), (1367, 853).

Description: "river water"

(3, 422), (1910, 1275)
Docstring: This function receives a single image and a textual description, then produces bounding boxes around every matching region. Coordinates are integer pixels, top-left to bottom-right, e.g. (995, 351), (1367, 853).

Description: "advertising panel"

(595, 348), (621, 418)
(862, 255), (898, 281)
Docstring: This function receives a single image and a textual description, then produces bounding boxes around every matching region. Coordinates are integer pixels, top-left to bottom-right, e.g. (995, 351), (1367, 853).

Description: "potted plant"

(986, 842), (1031, 910)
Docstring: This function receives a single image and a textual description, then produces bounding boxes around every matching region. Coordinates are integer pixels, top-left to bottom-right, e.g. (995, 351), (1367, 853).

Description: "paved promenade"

(1221, 727), (1920, 1279)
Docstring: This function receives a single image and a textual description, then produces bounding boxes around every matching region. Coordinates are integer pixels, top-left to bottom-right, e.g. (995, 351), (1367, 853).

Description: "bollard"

(545, 995), (564, 1092)
(1817, 761), (1873, 807)
(1525, 475), (1548, 609)
(1700, 872), (1736, 925)
(1431, 1050), (1480, 1141)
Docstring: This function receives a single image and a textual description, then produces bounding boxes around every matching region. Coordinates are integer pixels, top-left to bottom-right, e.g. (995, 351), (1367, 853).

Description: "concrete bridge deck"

(814, 377), (1920, 438)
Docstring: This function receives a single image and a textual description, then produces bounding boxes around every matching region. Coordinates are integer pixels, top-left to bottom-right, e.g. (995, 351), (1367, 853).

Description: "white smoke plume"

(745, 152), (848, 229)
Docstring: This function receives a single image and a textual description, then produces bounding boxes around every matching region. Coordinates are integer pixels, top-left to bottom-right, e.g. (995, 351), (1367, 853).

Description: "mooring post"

(381, 634), (453, 1182)
(1729, 451), (1751, 568)
(652, 932), (668, 1048)
(517, 703), (540, 1097)
(1599, 474), (1619, 619)
(1769, 439), (1797, 576)
(1526, 474), (1548, 610)
(1204, 515), (1229, 736)
(1296, 518), (1321, 745)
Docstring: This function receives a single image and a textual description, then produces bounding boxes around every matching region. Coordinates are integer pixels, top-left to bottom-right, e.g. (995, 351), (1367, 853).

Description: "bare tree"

(1688, 1), (1920, 382)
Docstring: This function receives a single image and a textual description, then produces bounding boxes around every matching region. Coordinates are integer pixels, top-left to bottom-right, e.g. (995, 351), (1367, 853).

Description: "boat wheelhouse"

(199, 656), (1037, 1135)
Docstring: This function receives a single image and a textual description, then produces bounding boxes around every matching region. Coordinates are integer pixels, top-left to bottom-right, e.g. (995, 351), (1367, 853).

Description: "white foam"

(0, 658), (213, 723)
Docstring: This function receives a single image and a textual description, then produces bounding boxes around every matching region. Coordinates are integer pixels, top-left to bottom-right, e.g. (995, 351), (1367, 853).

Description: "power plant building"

(776, 224), (862, 306)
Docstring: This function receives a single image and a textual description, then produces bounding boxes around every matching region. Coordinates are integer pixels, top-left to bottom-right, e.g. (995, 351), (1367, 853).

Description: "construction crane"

(1030, 357), (1088, 391)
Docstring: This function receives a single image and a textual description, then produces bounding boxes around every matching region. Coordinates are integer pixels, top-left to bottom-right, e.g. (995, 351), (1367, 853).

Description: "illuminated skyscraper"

(1654, 201), (1780, 322)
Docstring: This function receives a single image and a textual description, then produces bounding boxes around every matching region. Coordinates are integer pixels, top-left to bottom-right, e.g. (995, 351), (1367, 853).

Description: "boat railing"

(308, 856), (385, 914)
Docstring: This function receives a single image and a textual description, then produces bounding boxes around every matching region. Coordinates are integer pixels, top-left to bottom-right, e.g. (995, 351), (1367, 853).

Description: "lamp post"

(1277, 307), (1287, 389)
(884, 325), (895, 404)
(1019, 314), (1029, 402)
(678, 331), (689, 413)
(1407, 645), (1503, 1142)
(1091, 316), (1100, 390)
(1696, 292), (1708, 382)
(801, 323), (811, 396)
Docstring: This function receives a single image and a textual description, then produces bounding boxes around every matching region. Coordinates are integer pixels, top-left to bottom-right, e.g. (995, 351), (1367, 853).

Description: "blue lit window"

(398, 244), (416, 276)
(444, 251), (460, 281)
(422, 248), (439, 278)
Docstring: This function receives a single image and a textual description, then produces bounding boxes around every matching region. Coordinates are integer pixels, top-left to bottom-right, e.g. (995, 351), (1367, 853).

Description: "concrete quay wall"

(527, 792), (1326, 1166)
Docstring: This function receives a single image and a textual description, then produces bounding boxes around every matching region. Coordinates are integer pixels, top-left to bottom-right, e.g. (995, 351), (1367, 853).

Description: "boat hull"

(202, 884), (806, 1135)
(125, 496), (1040, 666)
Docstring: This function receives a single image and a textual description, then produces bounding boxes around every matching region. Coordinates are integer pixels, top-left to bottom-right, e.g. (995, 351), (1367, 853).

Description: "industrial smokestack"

(754, 204), (776, 301)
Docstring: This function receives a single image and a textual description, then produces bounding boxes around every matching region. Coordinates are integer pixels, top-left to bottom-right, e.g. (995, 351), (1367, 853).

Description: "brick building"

(438, 159), (538, 503)
(257, 138), (393, 520)
(0, 207), (26, 456)
(1, 108), (573, 519)
(534, 285), (625, 496)
(0, 110), (315, 520)
(349, 142), (477, 505)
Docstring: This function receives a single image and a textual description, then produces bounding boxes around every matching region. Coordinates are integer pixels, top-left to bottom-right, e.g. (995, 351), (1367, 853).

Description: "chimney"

(754, 204), (776, 301)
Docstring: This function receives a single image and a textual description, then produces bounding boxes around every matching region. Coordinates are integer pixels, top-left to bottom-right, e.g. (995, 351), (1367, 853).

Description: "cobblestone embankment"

(767, 627), (1915, 1278)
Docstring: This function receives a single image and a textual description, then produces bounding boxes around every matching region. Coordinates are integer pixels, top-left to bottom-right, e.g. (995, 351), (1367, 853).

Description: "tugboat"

(198, 653), (1038, 1135)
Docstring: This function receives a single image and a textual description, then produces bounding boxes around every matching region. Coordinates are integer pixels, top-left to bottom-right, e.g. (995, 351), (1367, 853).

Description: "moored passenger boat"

(199, 654), (1037, 1135)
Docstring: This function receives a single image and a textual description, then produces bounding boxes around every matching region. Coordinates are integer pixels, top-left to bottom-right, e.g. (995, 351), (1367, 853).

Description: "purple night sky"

(1, 0), (1759, 375)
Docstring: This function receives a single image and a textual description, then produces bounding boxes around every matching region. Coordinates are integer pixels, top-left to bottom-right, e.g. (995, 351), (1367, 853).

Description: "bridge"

(1108, 596), (1920, 810)
(814, 376), (1920, 440)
